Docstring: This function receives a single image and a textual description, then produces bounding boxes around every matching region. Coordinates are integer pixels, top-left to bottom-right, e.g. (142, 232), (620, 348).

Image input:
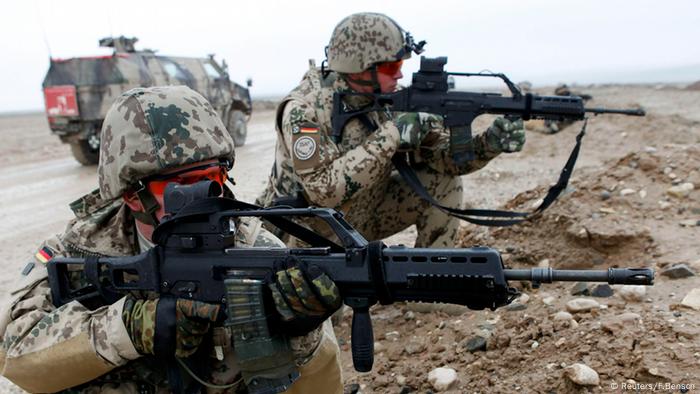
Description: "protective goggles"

(144, 162), (228, 196)
(376, 60), (404, 76)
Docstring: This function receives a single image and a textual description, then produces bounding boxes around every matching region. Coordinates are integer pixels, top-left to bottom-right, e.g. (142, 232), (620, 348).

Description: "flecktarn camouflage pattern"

(257, 62), (514, 248)
(326, 13), (411, 73)
(484, 117), (526, 153)
(42, 36), (253, 165)
(271, 267), (342, 321)
(393, 112), (443, 152)
(0, 84), (341, 393)
(122, 297), (221, 359)
(259, 12), (524, 248)
(0, 192), (337, 392)
(98, 85), (235, 200)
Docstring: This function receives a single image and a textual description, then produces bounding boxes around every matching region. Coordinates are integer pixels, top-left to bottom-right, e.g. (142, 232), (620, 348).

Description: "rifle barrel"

(505, 267), (654, 285)
(585, 107), (646, 116)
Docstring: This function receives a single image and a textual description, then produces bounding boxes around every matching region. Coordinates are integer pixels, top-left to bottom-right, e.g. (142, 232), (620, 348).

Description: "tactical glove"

(123, 295), (220, 358)
(485, 117), (526, 153)
(392, 112), (438, 152)
(269, 263), (342, 336)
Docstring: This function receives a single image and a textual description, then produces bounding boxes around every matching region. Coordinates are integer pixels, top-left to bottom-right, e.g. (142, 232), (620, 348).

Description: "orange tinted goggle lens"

(377, 60), (403, 76)
(147, 166), (227, 196)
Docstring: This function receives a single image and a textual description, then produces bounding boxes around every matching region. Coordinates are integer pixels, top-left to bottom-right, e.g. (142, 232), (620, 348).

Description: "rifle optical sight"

(164, 180), (222, 216)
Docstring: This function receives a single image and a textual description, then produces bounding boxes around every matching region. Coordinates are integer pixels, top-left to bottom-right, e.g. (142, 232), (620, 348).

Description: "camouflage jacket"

(257, 64), (502, 211)
(0, 189), (324, 393)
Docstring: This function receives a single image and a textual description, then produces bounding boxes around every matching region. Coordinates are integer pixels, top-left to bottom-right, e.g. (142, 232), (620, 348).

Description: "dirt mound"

(685, 80), (700, 90)
(337, 142), (699, 393)
(459, 145), (699, 271)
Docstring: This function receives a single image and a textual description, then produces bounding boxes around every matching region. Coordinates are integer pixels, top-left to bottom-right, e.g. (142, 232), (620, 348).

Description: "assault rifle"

(331, 56), (646, 226)
(331, 56), (645, 164)
(47, 181), (654, 394)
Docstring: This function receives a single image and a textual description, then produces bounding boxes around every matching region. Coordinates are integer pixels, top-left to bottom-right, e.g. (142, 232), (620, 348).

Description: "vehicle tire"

(69, 132), (101, 165)
(228, 110), (248, 147)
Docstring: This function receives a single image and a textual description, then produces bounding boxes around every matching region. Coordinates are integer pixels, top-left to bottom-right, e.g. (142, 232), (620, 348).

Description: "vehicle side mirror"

(246, 78), (253, 88)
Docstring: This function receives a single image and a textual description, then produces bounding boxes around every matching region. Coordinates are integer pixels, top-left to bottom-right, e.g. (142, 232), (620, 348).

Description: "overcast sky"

(1, 0), (699, 112)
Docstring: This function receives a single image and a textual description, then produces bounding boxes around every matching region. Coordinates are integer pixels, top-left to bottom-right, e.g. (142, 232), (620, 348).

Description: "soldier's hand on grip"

(123, 295), (220, 358)
(270, 263), (342, 336)
(392, 112), (438, 152)
(485, 117), (526, 153)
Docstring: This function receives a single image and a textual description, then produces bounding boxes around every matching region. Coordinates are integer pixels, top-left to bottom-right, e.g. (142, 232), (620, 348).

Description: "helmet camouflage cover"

(326, 12), (424, 74)
(98, 85), (235, 200)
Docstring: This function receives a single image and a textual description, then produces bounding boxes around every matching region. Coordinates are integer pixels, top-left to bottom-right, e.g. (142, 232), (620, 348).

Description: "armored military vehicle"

(42, 36), (252, 165)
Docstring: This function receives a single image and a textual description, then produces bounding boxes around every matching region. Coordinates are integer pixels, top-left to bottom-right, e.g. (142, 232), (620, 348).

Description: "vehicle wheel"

(228, 110), (248, 147)
(69, 138), (100, 165)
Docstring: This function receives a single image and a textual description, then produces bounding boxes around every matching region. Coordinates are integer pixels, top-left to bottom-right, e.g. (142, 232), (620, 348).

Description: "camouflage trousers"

(58, 320), (342, 394)
(291, 166), (463, 248)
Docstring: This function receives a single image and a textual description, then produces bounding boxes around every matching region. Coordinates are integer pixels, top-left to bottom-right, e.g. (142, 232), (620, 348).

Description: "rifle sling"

(392, 119), (588, 227)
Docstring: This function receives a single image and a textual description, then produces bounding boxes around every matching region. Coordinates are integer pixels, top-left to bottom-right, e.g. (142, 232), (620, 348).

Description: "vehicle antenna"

(33, 0), (52, 58)
(105, 4), (114, 38)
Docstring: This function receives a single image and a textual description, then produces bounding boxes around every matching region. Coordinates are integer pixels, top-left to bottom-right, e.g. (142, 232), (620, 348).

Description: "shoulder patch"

(293, 136), (318, 161)
(292, 121), (320, 135)
(299, 125), (319, 134)
(291, 122), (322, 171)
(35, 246), (55, 264)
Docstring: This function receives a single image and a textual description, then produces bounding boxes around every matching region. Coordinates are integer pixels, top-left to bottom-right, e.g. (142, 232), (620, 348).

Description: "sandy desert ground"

(0, 84), (698, 393)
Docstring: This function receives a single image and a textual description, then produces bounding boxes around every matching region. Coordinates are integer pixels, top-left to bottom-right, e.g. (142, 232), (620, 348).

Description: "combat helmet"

(98, 85), (235, 204)
(326, 12), (426, 74)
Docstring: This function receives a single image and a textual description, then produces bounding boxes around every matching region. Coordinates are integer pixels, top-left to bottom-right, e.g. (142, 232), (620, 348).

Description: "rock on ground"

(619, 285), (646, 302)
(681, 288), (700, 310)
(660, 264), (696, 279)
(566, 298), (600, 312)
(427, 367), (458, 391)
(565, 363), (600, 386)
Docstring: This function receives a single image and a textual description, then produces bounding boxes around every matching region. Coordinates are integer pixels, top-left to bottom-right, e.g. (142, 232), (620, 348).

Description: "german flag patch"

(35, 246), (55, 264)
(299, 126), (319, 134)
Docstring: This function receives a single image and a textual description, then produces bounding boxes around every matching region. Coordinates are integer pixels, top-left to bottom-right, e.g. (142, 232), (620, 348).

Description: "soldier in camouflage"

(257, 12), (526, 247)
(0, 86), (343, 393)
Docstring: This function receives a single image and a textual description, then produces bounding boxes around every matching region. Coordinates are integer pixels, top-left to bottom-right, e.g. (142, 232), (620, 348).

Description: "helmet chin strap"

(344, 65), (382, 93)
(369, 66), (381, 93)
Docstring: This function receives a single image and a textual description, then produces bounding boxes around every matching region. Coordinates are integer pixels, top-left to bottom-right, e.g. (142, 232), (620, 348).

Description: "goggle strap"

(132, 183), (161, 226)
(145, 161), (228, 182)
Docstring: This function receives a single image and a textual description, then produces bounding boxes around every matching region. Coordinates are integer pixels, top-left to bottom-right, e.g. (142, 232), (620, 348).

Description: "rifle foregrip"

(351, 307), (374, 372)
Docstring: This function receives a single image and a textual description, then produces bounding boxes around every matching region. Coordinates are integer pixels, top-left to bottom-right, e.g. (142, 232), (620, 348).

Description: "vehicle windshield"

(159, 58), (187, 80)
(203, 62), (221, 79)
